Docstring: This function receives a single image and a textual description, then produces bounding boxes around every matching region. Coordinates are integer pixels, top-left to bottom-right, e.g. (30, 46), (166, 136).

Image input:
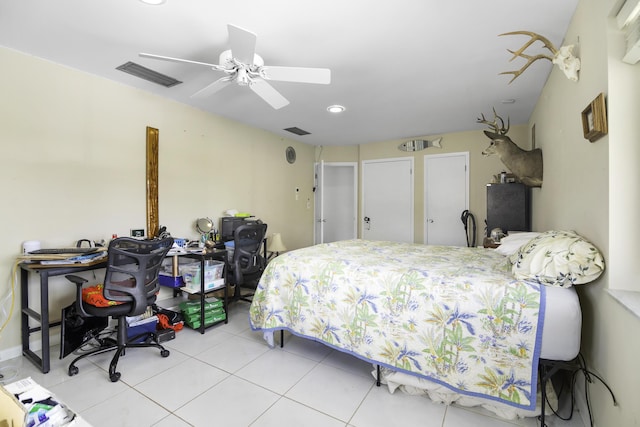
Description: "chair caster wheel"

(68, 366), (79, 376)
(161, 349), (170, 357)
(110, 372), (121, 382)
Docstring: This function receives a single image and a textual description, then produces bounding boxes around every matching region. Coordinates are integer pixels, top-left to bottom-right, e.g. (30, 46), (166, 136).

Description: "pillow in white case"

(510, 230), (605, 287)
(494, 232), (541, 257)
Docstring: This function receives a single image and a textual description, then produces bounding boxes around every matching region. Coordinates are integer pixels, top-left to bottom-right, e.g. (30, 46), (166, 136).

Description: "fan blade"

(249, 79), (290, 109)
(227, 24), (257, 65)
(191, 77), (233, 98)
(260, 66), (331, 84)
(139, 53), (224, 70)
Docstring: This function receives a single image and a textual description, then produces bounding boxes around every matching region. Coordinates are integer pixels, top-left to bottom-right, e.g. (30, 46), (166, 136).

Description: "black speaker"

(486, 183), (531, 236)
(60, 303), (108, 359)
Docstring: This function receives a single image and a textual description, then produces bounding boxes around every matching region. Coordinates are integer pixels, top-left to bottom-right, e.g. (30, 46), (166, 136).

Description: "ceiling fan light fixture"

(236, 68), (250, 86)
(327, 105), (345, 113)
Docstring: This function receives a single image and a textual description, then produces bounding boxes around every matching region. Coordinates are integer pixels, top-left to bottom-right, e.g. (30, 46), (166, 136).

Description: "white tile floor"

(1, 302), (586, 427)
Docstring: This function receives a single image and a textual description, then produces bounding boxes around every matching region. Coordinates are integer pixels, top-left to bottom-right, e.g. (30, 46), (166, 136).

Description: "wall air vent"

(283, 127), (311, 136)
(116, 61), (182, 87)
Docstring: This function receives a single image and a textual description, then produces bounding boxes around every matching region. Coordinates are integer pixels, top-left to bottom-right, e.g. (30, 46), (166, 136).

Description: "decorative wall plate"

(286, 146), (296, 164)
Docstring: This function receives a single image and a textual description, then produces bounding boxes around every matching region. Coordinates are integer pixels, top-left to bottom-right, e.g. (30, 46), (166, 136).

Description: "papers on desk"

(167, 248), (187, 256)
(39, 251), (108, 265)
(17, 247), (108, 266)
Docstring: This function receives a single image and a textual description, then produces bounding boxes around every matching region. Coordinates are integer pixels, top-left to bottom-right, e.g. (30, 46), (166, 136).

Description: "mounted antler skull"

(499, 31), (580, 83)
(477, 108), (543, 187)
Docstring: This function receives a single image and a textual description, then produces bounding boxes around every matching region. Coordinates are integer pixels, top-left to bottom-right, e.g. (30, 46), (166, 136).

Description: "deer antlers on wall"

(477, 108), (510, 137)
(500, 31), (580, 83)
(477, 108), (543, 187)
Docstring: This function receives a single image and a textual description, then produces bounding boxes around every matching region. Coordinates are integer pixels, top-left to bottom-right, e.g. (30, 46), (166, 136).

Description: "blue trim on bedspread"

(250, 239), (546, 410)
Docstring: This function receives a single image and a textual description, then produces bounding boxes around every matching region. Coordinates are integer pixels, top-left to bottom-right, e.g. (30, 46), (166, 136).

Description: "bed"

(249, 231), (604, 419)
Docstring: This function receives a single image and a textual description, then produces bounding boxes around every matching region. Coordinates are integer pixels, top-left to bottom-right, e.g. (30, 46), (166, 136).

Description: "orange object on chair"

(82, 284), (123, 307)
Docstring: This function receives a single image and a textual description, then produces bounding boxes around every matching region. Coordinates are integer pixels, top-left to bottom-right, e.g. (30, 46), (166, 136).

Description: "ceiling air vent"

(283, 127), (311, 136)
(116, 61), (182, 87)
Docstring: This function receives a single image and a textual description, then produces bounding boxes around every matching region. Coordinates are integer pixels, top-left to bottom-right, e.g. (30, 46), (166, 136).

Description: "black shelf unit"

(486, 183), (531, 236)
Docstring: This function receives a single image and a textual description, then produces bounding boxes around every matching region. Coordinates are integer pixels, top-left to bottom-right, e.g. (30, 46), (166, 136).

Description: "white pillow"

(510, 230), (605, 287)
(494, 232), (541, 256)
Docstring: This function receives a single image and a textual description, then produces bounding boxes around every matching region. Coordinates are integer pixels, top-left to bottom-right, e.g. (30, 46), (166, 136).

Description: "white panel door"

(424, 152), (469, 246)
(314, 162), (357, 244)
(362, 158), (413, 242)
(314, 161), (324, 244)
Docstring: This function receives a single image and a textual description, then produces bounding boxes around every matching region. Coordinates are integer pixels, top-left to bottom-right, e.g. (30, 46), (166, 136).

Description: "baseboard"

(0, 344), (22, 362)
(0, 334), (61, 365)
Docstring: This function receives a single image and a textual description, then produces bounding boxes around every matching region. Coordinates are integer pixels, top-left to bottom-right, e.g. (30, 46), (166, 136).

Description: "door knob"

(427, 219), (434, 223)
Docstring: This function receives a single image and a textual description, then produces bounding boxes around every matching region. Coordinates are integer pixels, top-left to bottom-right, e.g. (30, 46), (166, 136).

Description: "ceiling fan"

(139, 24), (331, 109)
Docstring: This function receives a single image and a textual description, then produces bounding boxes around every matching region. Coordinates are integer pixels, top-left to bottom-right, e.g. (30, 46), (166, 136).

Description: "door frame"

(423, 151), (469, 245)
(314, 161), (358, 244)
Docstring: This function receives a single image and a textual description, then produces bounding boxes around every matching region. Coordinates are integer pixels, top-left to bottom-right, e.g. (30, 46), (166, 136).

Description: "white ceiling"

(0, 0), (578, 146)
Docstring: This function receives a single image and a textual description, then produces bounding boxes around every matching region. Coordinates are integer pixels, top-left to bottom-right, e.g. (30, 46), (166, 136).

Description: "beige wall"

(0, 47), (315, 356)
(530, 0), (640, 425)
(315, 144), (359, 163)
(318, 126), (529, 245)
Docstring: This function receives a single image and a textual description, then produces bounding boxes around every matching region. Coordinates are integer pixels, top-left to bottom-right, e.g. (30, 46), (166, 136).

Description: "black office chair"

(64, 236), (173, 382)
(228, 223), (267, 302)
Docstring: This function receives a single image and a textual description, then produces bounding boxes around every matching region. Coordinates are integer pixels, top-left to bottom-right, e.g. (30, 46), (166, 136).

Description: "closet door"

(362, 158), (414, 243)
(424, 152), (469, 246)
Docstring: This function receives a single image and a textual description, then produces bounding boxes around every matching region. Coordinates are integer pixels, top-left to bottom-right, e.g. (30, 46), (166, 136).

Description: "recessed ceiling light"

(501, 99), (516, 104)
(327, 105), (345, 113)
(139, 0), (166, 5)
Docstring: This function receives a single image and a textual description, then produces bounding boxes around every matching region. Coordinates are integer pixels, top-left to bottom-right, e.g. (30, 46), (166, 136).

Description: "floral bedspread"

(249, 239), (545, 410)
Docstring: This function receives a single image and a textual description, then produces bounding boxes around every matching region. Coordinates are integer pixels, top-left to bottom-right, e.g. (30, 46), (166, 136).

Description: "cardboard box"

(1, 378), (82, 426)
(0, 385), (26, 427)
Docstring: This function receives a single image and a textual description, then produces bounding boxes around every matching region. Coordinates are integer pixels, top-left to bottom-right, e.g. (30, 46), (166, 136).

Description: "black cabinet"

(486, 183), (531, 236)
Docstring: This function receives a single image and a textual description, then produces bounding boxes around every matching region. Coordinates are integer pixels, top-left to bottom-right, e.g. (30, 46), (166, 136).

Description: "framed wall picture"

(146, 126), (159, 238)
(581, 93), (608, 142)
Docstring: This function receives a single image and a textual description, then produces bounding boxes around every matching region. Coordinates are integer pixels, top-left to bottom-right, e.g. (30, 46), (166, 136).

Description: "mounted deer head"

(477, 109), (543, 187)
(499, 31), (580, 83)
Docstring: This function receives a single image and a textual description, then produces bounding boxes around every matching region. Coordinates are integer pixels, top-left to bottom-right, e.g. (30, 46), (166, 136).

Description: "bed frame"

(276, 329), (571, 425)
